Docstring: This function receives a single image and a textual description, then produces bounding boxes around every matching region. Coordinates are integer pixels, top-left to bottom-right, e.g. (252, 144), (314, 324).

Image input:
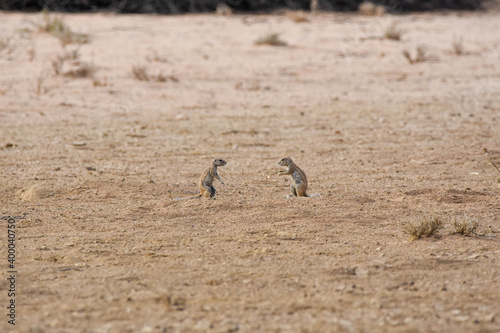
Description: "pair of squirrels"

(177, 157), (310, 200)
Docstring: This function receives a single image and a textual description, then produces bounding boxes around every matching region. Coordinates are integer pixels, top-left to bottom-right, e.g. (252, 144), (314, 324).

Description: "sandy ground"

(1, 9), (500, 333)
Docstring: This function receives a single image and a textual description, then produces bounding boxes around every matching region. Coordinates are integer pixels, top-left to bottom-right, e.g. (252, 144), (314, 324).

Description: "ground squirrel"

(278, 157), (308, 197)
(199, 158), (226, 199)
(174, 158), (227, 200)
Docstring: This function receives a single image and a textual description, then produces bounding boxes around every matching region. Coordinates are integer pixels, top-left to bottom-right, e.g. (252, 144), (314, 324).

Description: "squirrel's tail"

(174, 194), (202, 201)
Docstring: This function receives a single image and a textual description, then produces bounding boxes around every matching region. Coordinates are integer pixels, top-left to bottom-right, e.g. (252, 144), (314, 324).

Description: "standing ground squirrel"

(199, 158), (227, 199)
(174, 158), (227, 200)
(278, 157), (308, 197)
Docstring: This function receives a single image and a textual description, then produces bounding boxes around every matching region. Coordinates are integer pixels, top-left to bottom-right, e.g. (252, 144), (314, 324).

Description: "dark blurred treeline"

(0, 0), (485, 13)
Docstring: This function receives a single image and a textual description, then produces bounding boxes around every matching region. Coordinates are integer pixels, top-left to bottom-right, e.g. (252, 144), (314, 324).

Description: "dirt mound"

(17, 183), (57, 201)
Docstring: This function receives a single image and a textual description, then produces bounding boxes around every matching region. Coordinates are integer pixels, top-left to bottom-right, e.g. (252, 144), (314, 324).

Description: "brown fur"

(198, 158), (227, 199)
(278, 157), (308, 197)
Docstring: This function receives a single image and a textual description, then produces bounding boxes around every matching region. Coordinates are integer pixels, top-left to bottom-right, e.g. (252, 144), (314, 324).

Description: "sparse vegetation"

(402, 46), (434, 64)
(51, 48), (81, 75)
(36, 71), (49, 95)
(385, 22), (404, 41)
(401, 215), (443, 240)
(255, 33), (287, 47)
(131, 65), (178, 82)
(146, 51), (168, 63)
(452, 36), (465, 55)
(451, 215), (478, 236)
(27, 47), (36, 61)
(50, 47), (97, 78)
(358, 2), (386, 15)
(0, 36), (15, 56)
(64, 61), (98, 78)
(93, 77), (108, 87)
(490, 159), (500, 183)
(215, 3), (233, 15)
(36, 10), (90, 46)
(286, 10), (309, 23)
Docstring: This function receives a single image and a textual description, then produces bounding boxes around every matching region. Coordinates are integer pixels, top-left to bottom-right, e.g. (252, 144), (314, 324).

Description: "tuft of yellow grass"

(286, 10), (309, 23)
(131, 65), (178, 82)
(36, 10), (90, 46)
(0, 36), (15, 56)
(385, 22), (404, 41)
(36, 71), (48, 95)
(358, 2), (386, 15)
(255, 33), (288, 47)
(451, 215), (478, 236)
(452, 36), (465, 55)
(402, 46), (434, 64)
(51, 48), (81, 75)
(215, 3), (233, 16)
(401, 215), (443, 240)
(64, 62), (98, 78)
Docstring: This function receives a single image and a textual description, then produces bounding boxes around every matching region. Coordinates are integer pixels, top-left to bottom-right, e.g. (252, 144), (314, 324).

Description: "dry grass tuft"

(64, 62), (98, 78)
(451, 215), (478, 236)
(489, 159), (500, 183)
(0, 36), (15, 56)
(385, 22), (404, 41)
(131, 65), (178, 82)
(131, 66), (150, 81)
(36, 10), (90, 46)
(215, 3), (233, 16)
(255, 33), (287, 47)
(50, 47), (97, 78)
(358, 2), (386, 15)
(401, 215), (443, 240)
(452, 36), (465, 55)
(286, 10), (309, 23)
(93, 77), (108, 87)
(146, 51), (168, 63)
(36, 71), (47, 95)
(51, 48), (80, 75)
(402, 46), (434, 64)
(27, 47), (36, 61)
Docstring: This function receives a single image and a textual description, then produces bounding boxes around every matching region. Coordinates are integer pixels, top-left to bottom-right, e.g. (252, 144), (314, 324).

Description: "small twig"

(58, 267), (82, 271)
(489, 159), (500, 175)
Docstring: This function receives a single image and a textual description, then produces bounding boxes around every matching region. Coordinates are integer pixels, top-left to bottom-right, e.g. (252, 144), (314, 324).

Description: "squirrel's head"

(278, 157), (293, 166)
(214, 158), (227, 166)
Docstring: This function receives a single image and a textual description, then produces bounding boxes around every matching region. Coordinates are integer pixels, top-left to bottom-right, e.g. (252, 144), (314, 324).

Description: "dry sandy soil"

(1, 9), (500, 333)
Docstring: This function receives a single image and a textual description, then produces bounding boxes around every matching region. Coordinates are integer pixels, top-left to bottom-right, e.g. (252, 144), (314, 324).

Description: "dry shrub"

(27, 47), (36, 61)
(132, 66), (149, 81)
(51, 48), (97, 78)
(452, 36), (465, 55)
(385, 22), (404, 41)
(452, 215), (478, 236)
(51, 48), (80, 75)
(358, 2), (386, 15)
(64, 62), (98, 78)
(402, 46), (435, 64)
(36, 10), (90, 46)
(146, 51), (168, 63)
(93, 77), (108, 87)
(0, 36), (15, 56)
(489, 159), (500, 183)
(401, 215), (443, 240)
(215, 3), (233, 15)
(286, 10), (309, 23)
(131, 66), (178, 82)
(36, 71), (48, 95)
(255, 33), (287, 47)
